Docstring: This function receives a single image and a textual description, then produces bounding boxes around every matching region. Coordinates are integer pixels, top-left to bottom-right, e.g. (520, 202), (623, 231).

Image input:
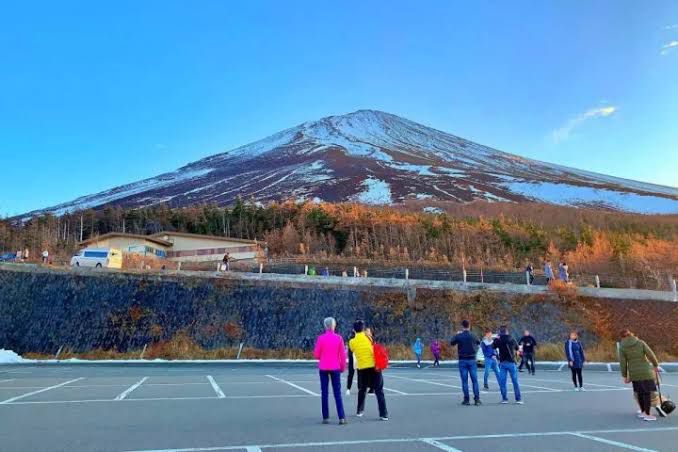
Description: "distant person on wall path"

(481, 329), (500, 391)
(451, 320), (481, 406)
(558, 261), (569, 283)
(16, 250), (22, 262)
(313, 317), (347, 425)
(518, 330), (537, 375)
(565, 330), (586, 391)
(431, 340), (442, 367)
(619, 329), (661, 422)
(348, 320), (388, 420)
(23, 248), (29, 261)
(543, 260), (554, 284)
(493, 326), (523, 404)
(413, 338), (424, 368)
(526, 263), (534, 285)
(41, 249), (49, 264)
(221, 253), (230, 271)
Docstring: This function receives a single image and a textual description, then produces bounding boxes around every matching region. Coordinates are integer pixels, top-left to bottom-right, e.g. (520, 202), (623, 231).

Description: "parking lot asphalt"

(0, 363), (676, 451)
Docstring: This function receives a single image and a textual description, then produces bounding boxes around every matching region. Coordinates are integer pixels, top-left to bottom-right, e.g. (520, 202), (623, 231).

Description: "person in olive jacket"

(618, 329), (660, 421)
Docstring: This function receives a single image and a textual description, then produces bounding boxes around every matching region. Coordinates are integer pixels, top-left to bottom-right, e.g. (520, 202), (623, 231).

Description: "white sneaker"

(515, 400), (524, 405)
(346, 389), (350, 396)
(356, 412), (364, 417)
(644, 415), (657, 422)
(501, 400), (509, 404)
(574, 387), (580, 391)
(636, 411), (645, 419)
(579, 387), (586, 391)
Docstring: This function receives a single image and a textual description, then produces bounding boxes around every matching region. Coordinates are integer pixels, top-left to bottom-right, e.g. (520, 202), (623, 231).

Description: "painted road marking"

(122, 426), (678, 451)
(0, 379), (16, 383)
(526, 377), (622, 389)
(570, 433), (656, 452)
(0, 377), (84, 404)
(207, 376), (225, 398)
(558, 363), (567, 371)
(383, 387), (408, 395)
(421, 438), (463, 451)
(265, 375), (319, 396)
(390, 374), (462, 389)
(115, 377), (149, 401)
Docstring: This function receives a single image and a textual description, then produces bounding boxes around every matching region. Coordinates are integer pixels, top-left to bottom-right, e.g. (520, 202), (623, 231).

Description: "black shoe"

(462, 400), (471, 406)
(483, 385), (489, 391)
(322, 419), (329, 424)
(475, 399), (482, 406)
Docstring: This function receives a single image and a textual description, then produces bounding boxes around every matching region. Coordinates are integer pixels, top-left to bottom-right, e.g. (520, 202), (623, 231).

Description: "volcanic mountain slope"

(29, 110), (678, 215)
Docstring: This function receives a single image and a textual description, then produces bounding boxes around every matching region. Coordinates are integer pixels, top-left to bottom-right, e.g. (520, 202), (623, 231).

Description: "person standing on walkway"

(348, 320), (388, 420)
(41, 249), (49, 264)
(346, 331), (356, 396)
(313, 317), (347, 425)
(526, 263), (534, 285)
(565, 330), (586, 391)
(413, 338), (424, 368)
(518, 330), (537, 375)
(543, 259), (554, 284)
(558, 261), (569, 283)
(618, 329), (660, 421)
(221, 253), (230, 271)
(23, 248), (29, 261)
(431, 340), (442, 367)
(493, 326), (523, 404)
(451, 319), (481, 406)
(481, 329), (500, 391)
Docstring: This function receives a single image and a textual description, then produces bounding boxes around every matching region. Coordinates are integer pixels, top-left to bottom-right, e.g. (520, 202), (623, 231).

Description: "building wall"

(157, 234), (259, 262)
(84, 237), (169, 258)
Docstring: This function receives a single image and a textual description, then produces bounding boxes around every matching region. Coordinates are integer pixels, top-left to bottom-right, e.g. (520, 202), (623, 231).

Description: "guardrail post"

(595, 275), (600, 289)
(177, 261), (181, 271)
(237, 342), (244, 359)
(140, 343), (148, 359)
(463, 269), (467, 284)
(525, 271), (530, 285)
(672, 279), (677, 302)
(353, 266), (358, 277)
(480, 268), (484, 284)
(259, 263), (263, 274)
(55, 345), (63, 359)
(405, 268), (409, 280)
(304, 265), (308, 275)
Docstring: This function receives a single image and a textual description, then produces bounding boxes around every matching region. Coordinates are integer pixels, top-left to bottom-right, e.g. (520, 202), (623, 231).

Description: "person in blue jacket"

(565, 330), (586, 391)
(413, 338), (424, 368)
(481, 329), (500, 391)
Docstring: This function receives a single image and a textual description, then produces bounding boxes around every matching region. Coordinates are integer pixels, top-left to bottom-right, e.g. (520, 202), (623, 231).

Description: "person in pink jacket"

(314, 317), (347, 424)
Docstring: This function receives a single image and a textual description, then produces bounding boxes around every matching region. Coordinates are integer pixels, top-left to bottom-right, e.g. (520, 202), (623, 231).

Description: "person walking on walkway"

(565, 330), (586, 391)
(558, 261), (569, 283)
(431, 340), (442, 367)
(481, 329), (500, 391)
(313, 317), (347, 425)
(348, 320), (388, 420)
(493, 326), (523, 404)
(618, 329), (661, 421)
(413, 338), (424, 368)
(543, 259), (554, 284)
(451, 319), (481, 406)
(518, 330), (537, 375)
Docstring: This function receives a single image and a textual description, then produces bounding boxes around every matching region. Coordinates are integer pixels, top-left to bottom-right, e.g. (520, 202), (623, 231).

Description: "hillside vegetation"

(2, 200), (677, 288)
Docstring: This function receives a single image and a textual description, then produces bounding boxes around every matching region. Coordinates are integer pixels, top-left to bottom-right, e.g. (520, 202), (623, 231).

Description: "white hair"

(323, 317), (336, 331)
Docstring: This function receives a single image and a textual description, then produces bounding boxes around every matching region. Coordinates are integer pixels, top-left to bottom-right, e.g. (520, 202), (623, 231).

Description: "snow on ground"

(506, 181), (678, 214)
(355, 177), (392, 204)
(387, 162), (436, 176)
(423, 206), (444, 214)
(0, 349), (25, 364)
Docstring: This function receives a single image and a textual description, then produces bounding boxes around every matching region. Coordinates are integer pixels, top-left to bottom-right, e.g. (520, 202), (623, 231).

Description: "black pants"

(633, 380), (657, 416)
(346, 354), (355, 390)
(357, 367), (387, 417)
(570, 367), (583, 387)
(520, 353), (535, 373)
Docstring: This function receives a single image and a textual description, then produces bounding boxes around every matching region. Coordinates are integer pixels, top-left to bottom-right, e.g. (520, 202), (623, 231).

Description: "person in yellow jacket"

(348, 320), (388, 420)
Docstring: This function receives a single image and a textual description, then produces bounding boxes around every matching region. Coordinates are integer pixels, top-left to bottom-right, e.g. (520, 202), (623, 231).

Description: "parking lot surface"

(0, 363), (676, 451)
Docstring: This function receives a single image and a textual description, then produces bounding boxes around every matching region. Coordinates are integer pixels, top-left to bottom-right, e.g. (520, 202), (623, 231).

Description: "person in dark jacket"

(492, 326), (523, 404)
(451, 319), (481, 405)
(565, 330), (586, 391)
(518, 330), (537, 375)
(525, 263), (534, 285)
(619, 329), (660, 421)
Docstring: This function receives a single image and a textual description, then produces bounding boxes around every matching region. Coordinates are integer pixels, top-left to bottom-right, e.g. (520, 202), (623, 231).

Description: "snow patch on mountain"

(355, 178), (392, 204)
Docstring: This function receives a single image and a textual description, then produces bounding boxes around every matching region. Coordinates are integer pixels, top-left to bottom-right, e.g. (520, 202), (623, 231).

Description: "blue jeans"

(319, 370), (345, 420)
(458, 359), (480, 401)
(498, 361), (522, 401)
(483, 358), (500, 387)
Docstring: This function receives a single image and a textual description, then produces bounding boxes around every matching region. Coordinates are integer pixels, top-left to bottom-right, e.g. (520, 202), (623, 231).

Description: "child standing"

(431, 340), (442, 367)
(565, 331), (586, 391)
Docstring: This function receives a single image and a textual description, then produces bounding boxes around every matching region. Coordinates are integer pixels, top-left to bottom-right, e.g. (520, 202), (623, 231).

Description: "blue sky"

(1, 1), (677, 215)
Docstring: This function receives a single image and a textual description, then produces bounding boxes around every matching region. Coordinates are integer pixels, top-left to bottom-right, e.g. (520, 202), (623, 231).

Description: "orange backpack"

(374, 343), (389, 372)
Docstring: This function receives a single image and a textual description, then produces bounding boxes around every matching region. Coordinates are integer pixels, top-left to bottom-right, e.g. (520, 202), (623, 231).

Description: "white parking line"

(265, 375), (319, 396)
(115, 377), (148, 401)
(519, 384), (559, 392)
(383, 387), (408, 395)
(526, 377), (621, 389)
(390, 374), (462, 389)
(570, 433), (655, 451)
(0, 377), (84, 404)
(420, 438), (463, 451)
(0, 379), (16, 383)
(122, 426), (678, 451)
(207, 376), (225, 398)
(245, 448), (262, 452)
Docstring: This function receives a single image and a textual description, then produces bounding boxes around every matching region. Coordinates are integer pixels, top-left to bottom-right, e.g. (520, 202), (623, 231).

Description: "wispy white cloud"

(661, 41), (678, 55)
(665, 24), (678, 30)
(552, 106), (617, 143)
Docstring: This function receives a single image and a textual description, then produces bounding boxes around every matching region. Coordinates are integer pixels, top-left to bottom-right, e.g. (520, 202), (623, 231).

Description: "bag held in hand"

(657, 374), (676, 415)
